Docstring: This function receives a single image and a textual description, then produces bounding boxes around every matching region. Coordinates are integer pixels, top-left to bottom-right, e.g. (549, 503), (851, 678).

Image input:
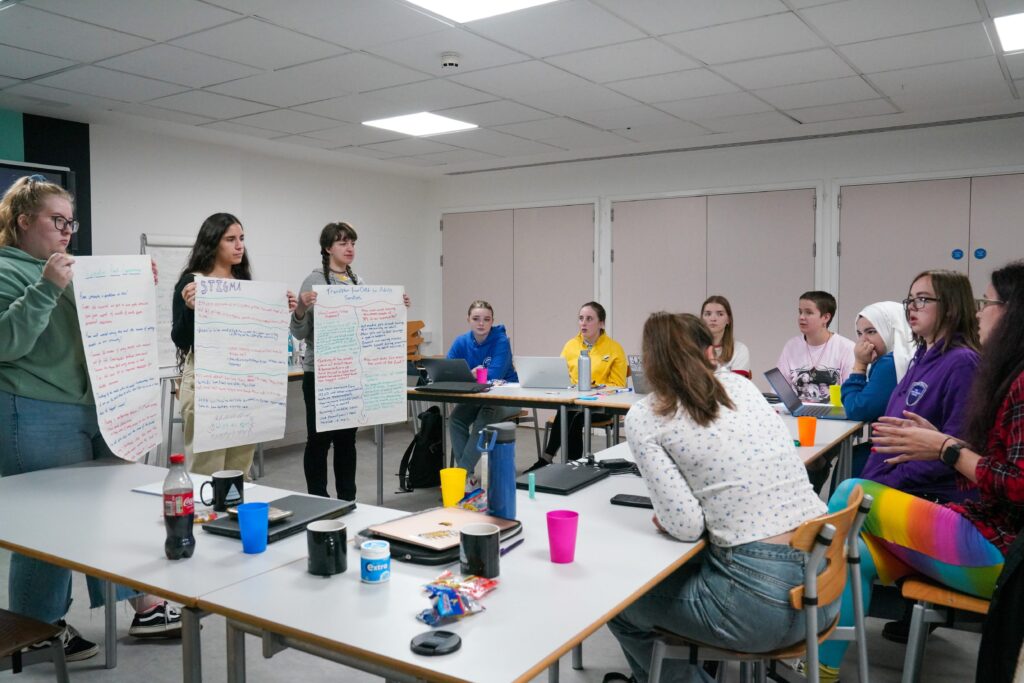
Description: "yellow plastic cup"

(439, 468), (467, 507)
(797, 416), (817, 447)
(829, 384), (842, 406)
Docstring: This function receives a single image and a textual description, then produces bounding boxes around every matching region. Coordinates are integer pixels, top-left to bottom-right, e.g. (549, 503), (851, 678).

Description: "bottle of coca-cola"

(163, 453), (196, 560)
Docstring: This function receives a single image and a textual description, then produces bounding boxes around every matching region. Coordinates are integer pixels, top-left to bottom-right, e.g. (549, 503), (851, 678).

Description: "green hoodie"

(0, 246), (92, 405)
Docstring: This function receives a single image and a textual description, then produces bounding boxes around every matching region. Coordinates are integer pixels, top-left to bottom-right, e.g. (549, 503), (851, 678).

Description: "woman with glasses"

(0, 175), (181, 657)
(814, 261), (1023, 683)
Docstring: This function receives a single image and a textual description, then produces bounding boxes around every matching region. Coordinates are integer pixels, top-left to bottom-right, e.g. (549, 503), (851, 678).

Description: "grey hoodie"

(289, 267), (363, 372)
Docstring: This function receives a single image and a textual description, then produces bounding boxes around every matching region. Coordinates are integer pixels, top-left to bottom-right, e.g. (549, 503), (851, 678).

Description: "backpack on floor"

(397, 406), (444, 492)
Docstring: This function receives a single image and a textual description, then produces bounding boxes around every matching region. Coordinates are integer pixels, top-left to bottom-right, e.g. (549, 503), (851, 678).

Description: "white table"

(199, 447), (702, 683)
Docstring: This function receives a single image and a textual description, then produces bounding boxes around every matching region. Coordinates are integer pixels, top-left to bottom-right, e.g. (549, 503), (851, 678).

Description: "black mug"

(199, 470), (244, 512)
(460, 523), (500, 578)
(307, 520), (347, 576)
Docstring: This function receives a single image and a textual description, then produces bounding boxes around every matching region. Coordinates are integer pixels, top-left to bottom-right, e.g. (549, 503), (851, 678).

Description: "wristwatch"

(941, 442), (963, 468)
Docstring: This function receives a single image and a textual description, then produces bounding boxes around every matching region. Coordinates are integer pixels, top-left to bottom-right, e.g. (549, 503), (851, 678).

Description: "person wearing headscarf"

(840, 301), (916, 422)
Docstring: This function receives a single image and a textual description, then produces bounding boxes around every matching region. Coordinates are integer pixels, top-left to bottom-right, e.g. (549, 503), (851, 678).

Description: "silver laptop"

(764, 367), (848, 420)
(515, 356), (572, 389)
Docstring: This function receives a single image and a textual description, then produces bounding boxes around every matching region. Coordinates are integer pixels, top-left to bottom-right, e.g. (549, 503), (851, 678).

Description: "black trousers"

(301, 372), (357, 500)
(544, 408), (610, 461)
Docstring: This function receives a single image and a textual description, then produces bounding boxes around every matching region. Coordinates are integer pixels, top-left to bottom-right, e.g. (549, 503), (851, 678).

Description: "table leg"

(559, 405), (569, 463)
(375, 424), (384, 506)
(182, 606), (203, 683)
(104, 580), (116, 669)
(226, 620), (246, 683)
(841, 436), (853, 483)
(582, 407), (592, 460)
(571, 642), (583, 670)
(548, 657), (560, 683)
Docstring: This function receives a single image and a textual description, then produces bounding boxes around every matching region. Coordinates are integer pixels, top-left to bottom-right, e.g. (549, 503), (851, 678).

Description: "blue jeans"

(608, 541), (841, 683)
(449, 403), (520, 473)
(0, 390), (136, 623)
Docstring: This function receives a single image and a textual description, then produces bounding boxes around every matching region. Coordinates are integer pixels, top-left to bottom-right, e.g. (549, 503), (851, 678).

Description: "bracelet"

(937, 436), (955, 458)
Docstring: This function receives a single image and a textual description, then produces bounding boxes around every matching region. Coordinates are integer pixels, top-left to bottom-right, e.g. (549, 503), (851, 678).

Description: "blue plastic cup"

(237, 502), (269, 554)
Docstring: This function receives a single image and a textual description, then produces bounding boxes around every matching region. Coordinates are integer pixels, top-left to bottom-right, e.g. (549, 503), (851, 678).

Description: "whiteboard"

(140, 233), (193, 373)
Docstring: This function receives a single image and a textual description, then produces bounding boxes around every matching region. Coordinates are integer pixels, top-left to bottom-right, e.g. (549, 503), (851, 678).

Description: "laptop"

(764, 367), (848, 420)
(516, 461), (610, 495)
(415, 358), (488, 394)
(516, 356), (572, 389)
(202, 494), (355, 543)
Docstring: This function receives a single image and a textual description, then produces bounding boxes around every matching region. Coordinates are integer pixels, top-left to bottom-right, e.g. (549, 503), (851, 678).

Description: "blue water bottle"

(478, 422), (517, 520)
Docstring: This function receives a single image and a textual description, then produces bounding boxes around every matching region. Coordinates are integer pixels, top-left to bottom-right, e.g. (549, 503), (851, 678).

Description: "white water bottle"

(578, 349), (592, 391)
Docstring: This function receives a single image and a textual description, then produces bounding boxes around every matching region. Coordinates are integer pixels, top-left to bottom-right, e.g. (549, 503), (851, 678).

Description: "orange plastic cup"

(797, 416), (817, 447)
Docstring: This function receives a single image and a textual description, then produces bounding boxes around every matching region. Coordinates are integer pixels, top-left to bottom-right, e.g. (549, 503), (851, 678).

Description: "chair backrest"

(788, 484), (864, 610)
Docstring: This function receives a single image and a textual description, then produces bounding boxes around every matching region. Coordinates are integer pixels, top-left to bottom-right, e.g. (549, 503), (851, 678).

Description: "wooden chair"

(0, 609), (69, 682)
(899, 577), (990, 683)
(647, 485), (871, 683)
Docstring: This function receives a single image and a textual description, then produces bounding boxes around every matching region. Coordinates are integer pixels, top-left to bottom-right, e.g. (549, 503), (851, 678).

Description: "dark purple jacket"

(861, 339), (980, 503)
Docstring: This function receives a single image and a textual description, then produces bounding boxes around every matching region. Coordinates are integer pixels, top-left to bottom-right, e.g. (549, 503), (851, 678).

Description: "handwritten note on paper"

(313, 285), (407, 431)
(73, 256), (161, 462)
(193, 277), (290, 453)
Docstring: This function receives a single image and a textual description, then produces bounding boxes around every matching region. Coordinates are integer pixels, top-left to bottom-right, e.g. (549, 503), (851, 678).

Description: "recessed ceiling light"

(362, 112), (477, 137)
(994, 12), (1024, 53)
(405, 0), (557, 23)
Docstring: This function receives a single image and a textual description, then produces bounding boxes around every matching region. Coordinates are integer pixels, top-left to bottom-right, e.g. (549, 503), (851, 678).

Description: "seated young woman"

(606, 312), (838, 683)
(524, 301), (626, 472)
(446, 300), (520, 474)
(700, 294), (751, 378)
(815, 261), (1024, 683)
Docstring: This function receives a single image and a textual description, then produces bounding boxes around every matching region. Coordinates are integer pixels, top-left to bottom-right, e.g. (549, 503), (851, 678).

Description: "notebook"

(202, 494), (355, 543)
(516, 461), (610, 495)
(416, 358), (489, 394)
(516, 356), (571, 389)
(764, 367), (848, 420)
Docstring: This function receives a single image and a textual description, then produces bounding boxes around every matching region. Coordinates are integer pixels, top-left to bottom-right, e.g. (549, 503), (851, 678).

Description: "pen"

(500, 538), (524, 556)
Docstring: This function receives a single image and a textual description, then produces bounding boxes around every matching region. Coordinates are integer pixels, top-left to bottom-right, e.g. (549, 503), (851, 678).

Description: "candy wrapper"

(416, 571), (499, 626)
(458, 488), (488, 512)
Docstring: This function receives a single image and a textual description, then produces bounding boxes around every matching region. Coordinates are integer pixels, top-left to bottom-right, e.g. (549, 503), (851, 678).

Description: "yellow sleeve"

(561, 338), (579, 385)
(605, 340), (627, 387)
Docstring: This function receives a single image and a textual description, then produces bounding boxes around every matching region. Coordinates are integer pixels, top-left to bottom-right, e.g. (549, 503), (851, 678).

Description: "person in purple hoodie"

(446, 300), (520, 474)
(860, 269), (981, 504)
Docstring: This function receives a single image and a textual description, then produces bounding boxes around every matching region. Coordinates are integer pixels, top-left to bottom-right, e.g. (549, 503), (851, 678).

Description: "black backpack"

(397, 406), (444, 492)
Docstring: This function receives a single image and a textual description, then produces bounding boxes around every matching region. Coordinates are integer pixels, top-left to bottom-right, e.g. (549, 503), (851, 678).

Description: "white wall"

(427, 116), (1024, 347)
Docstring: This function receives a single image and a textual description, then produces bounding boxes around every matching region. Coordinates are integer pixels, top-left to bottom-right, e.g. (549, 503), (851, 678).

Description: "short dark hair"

(799, 291), (837, 328)
(580, 301), (606, 322)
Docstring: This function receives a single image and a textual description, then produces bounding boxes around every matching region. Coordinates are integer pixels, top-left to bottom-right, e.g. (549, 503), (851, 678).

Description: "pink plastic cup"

(475, 367), (488, 384)
(546, 510), (579, 563)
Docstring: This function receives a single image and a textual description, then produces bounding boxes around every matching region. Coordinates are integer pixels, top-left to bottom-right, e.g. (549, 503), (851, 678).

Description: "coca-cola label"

(164, 492), (194, 516)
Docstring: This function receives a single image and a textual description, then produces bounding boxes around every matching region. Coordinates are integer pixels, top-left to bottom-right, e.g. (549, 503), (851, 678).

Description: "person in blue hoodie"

(447, 300), (520, 473)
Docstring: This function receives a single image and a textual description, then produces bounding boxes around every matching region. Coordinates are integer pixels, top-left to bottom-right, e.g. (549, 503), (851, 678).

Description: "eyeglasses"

(975, 297), (1006, 312)
(902, 296), (940, 311)
(47, 215), (79, 234)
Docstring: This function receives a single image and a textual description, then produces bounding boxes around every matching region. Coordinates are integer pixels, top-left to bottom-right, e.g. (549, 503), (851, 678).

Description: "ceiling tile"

(34, 66), (187, 102)
(0, 5), (151, 62)
(111, 102), (216, 125)
(532, 128), (632, 150)
(614, 120), (710, 142)
(431, 129), (563, 155)
(24, 0), (240, 42)
(414, 148), (499, 165)
(337, 146), (403, 160)
(271, 134), (340, 150)
(494, 117), (600, 140)
(0, 45), (74, 80)
(208, 71), (349, 108)
(450, 61), (590, 99)
(662, 13), (824, 64)
(800, 0), (982, 45)
(656, 91), (774, 120)
(362, 138), (460, 156)
(786, 98), (899, 123)
(3, 82), (123, 110)
(227, 109), (340, 134)
(98, 45), (261, 88)
(839, 24), (995, 74)
(869, 57), (1012, 109)
(1007, 53), (1024, 80)
(469, 0), (645, 58)
(366, 27), (527, 77)
(714, 49), (855, 90)
(199, 120), (288, 139)
(608, 69), (738, 103)
(284, 53), (428, 95)
(371, 79), (496, 113)
(986, 0), (1024, 16)
(436, 100), (551, 127)
(754, 76), (879, 109)
(0, 77), (18, 89)
(545, 39), (699, 83)
(303, 124), (403, 146)
(147, 90), (273, 119)
(385, 156), (445, 167)
(592, 0), (788, 35)
(570, 104), (680, 130)
(514, 83), (637, 117)
(293, 94), (402, 123)
(694, 110), (799, 133)
(788, 0), (844, 6)
(171, 18), (344, 70)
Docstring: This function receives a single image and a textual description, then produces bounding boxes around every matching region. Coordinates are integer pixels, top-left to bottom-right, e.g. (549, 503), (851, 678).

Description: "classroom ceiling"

(2, 0), (1024, 175)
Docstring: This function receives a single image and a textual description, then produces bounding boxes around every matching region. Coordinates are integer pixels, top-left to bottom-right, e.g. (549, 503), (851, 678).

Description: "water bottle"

(287, 335), (295, 367)
(578, 349), (592, 391)
(164, 453), (196, 560)
(479, 422), (517, 520)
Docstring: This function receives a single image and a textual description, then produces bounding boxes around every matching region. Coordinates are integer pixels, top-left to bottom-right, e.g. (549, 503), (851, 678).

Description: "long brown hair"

(642, 312), (734, 426)
(908, 269), (980, 354)
(0, 175), (73, 248)
(701, 294), (735, 363)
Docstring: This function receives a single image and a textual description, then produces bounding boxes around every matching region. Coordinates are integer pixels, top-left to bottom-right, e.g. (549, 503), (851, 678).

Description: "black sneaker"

(129, 601), (182, 638)
(22, 620), (99, 662)
(881, 615), (938, 644)
(524, 457), (552, 473)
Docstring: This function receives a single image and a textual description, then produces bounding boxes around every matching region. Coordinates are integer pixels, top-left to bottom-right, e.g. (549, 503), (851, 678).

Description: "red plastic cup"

(546, 510), (579, 563)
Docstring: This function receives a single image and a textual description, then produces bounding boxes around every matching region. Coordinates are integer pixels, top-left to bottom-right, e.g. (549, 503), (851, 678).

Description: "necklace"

(805, 333), (832, 370)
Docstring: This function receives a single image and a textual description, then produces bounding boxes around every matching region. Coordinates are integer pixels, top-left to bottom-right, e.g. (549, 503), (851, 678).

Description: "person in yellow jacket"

(525, 301), (626, 471)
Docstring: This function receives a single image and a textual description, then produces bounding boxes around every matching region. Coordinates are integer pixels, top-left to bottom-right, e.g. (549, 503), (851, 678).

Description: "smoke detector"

(441, 52), (460, 69)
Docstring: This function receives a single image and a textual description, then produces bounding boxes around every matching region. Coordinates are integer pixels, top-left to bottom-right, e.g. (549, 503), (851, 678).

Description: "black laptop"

(516, 462), (610, 495)
(202, 494), (355, 544)
(764, 367), (848, 420)
(415, 358), (488, 394)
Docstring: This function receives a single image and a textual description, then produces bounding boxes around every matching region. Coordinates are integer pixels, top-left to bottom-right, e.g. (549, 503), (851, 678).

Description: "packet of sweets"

(458, 488), (488, 512)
